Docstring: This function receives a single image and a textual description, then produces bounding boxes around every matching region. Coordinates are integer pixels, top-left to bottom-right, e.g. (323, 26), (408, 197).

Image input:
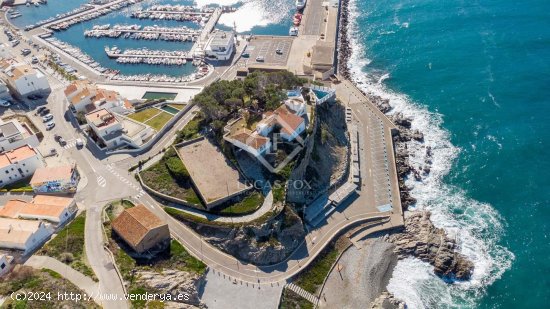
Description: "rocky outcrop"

(337, 0), (352, 79)
(137, 269), (206, 308)
(388, 212), (474, 280)
(370, 292), (406, 309)
(189, 207), (306, 265)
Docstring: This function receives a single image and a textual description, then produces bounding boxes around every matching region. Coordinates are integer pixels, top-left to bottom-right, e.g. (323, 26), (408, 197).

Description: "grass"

(293, 245), (340, 294)
(176, 114), (203, 142)
(127, 108), (162, 123)
(106, 199), (134, 220)
(38, 212), (97, 281)
(218, 191), (264, 215)
(140, 150), (203, 206)
(0, 266), (100, 308)
(0, 178), (33, 191)
(145, 111), (174, 131)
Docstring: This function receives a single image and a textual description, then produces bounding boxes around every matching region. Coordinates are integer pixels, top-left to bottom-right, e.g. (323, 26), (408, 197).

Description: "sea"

(8, 0), (549, 308)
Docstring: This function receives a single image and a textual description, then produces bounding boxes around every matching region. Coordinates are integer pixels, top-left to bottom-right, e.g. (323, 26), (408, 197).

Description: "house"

(111, 205), (170, 254)
(0, 195), (76, 225)
(85, 108), (153, 150)
(0, 61), (50, 97)
(0, 145), (44, 188)
(257, 105), (306, 141)
(64, 81), (133, 114)
(224, 126), (272, 157)
(0, 254), (14, 277)
(0, 119), (40, 152)
(0, 217), (52, 254)
(204, 31), (235, 61)
(30, 164), (80, 194)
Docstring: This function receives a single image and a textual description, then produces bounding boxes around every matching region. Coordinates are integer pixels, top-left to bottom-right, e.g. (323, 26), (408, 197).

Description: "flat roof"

(207, 31), (234, 47)
(32, 195), (74, 208)
(311, 41), (335, 67)
(0, 121), (21, 138)
(176, 138), (250, 205)
(0, 145), (38, 168)
(30, 165), (74, 184)
(0, 217), (44, 246)
(85, 108), (120, 129)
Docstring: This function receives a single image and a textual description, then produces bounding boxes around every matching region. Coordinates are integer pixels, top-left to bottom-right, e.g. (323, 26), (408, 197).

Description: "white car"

(75, 138), (84, 148)
(0, 99), (10, 107)
(255, 56), (265, 62)
(45, 122), (55, 130)
(42, 114), (53, 122)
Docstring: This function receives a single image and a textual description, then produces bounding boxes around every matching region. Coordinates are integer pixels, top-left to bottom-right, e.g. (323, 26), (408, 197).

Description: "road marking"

(97, 175), (106, 187)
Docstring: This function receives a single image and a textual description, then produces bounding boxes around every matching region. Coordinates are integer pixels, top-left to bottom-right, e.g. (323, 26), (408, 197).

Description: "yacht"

(296, 0), (307, 10)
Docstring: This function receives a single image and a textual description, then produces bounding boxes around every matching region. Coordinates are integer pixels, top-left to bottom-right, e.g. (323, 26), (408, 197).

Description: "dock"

(188, 7), (223, 58)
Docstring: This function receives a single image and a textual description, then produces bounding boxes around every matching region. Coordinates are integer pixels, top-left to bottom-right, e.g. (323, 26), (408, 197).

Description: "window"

(1, 263), (5, 269)
(4, 171), (8, 174)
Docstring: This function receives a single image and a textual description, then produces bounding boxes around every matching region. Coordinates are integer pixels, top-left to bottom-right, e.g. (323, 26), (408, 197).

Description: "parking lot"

(242, 36), (294, 66)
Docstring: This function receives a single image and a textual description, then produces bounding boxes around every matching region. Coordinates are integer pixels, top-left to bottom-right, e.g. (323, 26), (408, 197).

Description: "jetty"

(84, 25), (200, 42)
(104, 47), (194, 63)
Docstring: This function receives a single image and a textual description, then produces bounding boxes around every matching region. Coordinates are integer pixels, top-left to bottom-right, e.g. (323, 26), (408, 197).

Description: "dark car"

(58, 137), (66, 146)
(27, 94), (38, 100)
(39, 108), (50, 116)
(34, 94), (44, 99)
(37, 106), (47, 113)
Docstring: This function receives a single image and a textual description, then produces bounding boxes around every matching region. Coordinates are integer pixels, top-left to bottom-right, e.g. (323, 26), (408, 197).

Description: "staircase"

(285, 282), (320, 305)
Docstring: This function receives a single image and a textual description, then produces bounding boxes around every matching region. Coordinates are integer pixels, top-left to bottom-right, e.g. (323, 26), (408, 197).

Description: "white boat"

(289, 26), (298, 36)
(296, 0), (307, 10)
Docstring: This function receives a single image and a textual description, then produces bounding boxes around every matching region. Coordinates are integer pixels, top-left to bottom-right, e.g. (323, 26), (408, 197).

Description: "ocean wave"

(346, 0), (514, 307)
(217, 0), (292, 32)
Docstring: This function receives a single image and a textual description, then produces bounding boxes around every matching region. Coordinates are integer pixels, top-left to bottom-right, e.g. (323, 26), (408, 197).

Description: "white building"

(0, 217), (52, 254)
(256, 105), (306, 142)
(1, 61), (50, 97)
(85, 108), (153, 150)
(64, 81), (133, 114)
(224, 127), (272, 158)
(204, 31), (235, 61)
(0, 43), (11, 59)
(0, 119), (40, 153)
(0, 254), (14, 277)
(0, 145), (44, 188)
(0, 195), (76, 225)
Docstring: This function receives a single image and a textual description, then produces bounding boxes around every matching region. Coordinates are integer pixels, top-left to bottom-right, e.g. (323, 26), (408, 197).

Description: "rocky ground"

(137, 269), (207, 308)
(369, 292), (406, 309)
(187, 206), (306, 265)
(388, 211), (474, 280)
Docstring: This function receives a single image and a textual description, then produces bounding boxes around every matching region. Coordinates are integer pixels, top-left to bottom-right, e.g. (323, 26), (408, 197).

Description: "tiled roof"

(231, 129), (270, 150)
(111, 205), (166, 248)
(0, 145), (38, 168)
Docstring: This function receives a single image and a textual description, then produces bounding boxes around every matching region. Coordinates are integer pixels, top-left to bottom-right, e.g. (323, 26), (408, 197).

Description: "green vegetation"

(294, 244), (341, 294)
(105, 199), (134, 220)
(39, 212), (97, 281)
(0, 266), (100, 308)
(145, 111), (174, 131)
(219, 191), (264, 215)
(272, 184), (286, 203)
(175, 114), (203, 143)
(48, 60), (77, 81)
(193, 71), (306, 138)
(139, 148), (202, 206)
(280, 288), (314, 309)
(128, 108), (162, 123)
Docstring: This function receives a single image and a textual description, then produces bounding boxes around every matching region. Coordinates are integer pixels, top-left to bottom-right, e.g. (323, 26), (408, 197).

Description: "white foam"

(346, 0), (514, 306)
(216, 0), (291, 32)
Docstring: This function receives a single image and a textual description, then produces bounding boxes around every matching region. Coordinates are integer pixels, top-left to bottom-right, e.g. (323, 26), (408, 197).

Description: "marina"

(104, 46), (194, 65)
(84, 24), (200, 42)
(130, 4), (220, 23)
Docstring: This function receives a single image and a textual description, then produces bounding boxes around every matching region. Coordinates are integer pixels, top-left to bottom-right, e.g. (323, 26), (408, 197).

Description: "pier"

(84, 25), (200, 42)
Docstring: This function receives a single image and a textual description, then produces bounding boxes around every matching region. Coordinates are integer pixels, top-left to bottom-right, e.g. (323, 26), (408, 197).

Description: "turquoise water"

(348, 0), (549, 308)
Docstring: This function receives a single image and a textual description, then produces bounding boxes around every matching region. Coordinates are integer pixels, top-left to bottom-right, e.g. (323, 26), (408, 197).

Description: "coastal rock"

(388, 211), (474, 280)
(370, 292), (406, 309)
(137, 269), (206, 307)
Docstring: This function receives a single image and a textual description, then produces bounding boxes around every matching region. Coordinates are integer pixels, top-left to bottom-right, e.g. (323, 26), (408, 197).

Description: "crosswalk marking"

(285, 283), (319, 305)
(96, 175), (106, 187)
(64, 140), (77, 149)
(105, 164), (146, 199)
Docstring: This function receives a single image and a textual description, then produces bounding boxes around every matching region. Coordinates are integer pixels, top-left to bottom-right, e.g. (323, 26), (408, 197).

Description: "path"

(24, 255), (99, 297)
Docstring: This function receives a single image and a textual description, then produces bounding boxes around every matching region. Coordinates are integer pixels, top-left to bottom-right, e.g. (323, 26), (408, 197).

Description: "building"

(225, 127), (271, 157)
(0, 43), (12, 59)
(0, 254), (14, 277)
(257, 105), (306, 141)
(0, 145), (44, 188)
(64, 81), (133, 114)
(0, 195), (76, 225)
(85, 108), (153, 150)
(0, 118), (40, 153)
(111, 205), (170, 254)
(0, 79), (10, 99)
(30, 165), (80, 194)
(0, 61), (50, 97)
(204, 31), (235, 61)
(0, 217), (52, 254)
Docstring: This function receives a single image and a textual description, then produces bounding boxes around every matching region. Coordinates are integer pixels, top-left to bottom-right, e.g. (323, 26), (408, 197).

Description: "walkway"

(285, 283), (319, 305)
(24, 255), (99, 297)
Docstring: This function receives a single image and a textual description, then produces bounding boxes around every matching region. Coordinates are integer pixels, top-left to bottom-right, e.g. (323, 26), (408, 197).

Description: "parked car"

(34, 94), (44, 99)
(255, 56), (265, 62)
(0, 99), (10, 107)
(275, 48), (283, 55)
(21, 49), (31, 56)
(27, 94), (38, 100)
(242, 51), (250, 58)
(39, 108), (50, 116)
(42, 114), (53, 122)
(75, 138), (84, 148)
(37, 106), (47, 113)
(45, 122), (55, 130)
(11, 40), (19, 47)
(58, 137), (66, 146)
(54, 134), (61, 141)
(31, 56), (39, 64)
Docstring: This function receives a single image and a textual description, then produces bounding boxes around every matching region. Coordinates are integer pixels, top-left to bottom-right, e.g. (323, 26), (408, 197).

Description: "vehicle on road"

(31, 56), (39, 64)
(42, 114), (53, 122)
(37, 106), (47, 113)
(0, 99), (10, 107)
(11, 40), (19, 47)
(255, 56), (265, 62)
(27, 94), (39, 100)
(45, 122), (55, 130)
(242, 51), (250, 58)
(21, 49), (31, 56)
(58, 137), (66, 146)
(75, 138), (84, 148)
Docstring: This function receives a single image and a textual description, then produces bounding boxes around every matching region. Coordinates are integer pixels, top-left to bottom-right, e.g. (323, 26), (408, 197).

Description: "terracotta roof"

(32, 195), (74, 208)
(112, 205), (167, 248)
(0, 200), (27, 218)
(30, 165), (74, 185)
(273, 105), (304, 135)
(70, 88), (93, 105)
(64, 84), (78, 96)
(64, 80), (92, 96)
(18, 203), (67, 219)
(85, 108), (119, 129)
(232, 129), (269, 150)
(94, 89), (118, 102)
(0, 145), (38, 168)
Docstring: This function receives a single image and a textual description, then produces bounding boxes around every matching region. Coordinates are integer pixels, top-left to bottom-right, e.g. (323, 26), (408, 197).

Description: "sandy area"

(318, 237), (397, 308)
